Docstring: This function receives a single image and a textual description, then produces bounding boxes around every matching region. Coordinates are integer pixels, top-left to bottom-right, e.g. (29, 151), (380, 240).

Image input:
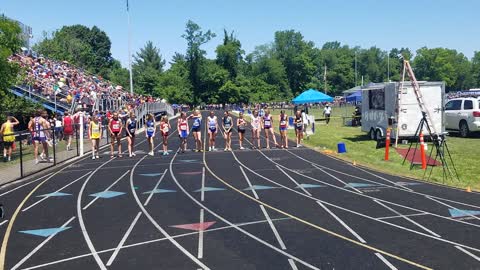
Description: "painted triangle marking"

(449, 208), (480, 218)
(296, 184), (325, 189)
(142, 189), (176, 194)
(139, 173), (164, 177)
(37, 192), (72, 197)
(179, 171), (202, 175)
(345, 183), (377, 188)
(179, 159), (199, 163)
(171, 221), (216, 231)
(19, 227), (71, 237)
(244, 185), (281, 191)
(134, 186), (139, 190)
(89, 191), (125, 199)
(194, 187), (226, 192)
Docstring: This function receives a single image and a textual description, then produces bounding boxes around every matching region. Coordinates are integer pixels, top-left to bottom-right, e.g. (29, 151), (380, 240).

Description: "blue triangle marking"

(194, 187), (226, 192)
(297, 184), (325, 189)
(244, 185), (281, 191)
(134, 186), (139, 190)
(19, 227), (71, 237)
(396, 182), (422, 186)
(139, 173), (163, 177)
(179, 160), (199, 163)
(345, 183), (377, 188)
(143, 189), (176, 194)
(89, 191), (125, 198)
(37, 192), (72, 197)
(448, 208), (480, 218)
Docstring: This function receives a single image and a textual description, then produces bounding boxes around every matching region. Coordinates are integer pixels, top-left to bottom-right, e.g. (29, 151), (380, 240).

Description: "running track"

(0, 111), (479, 270)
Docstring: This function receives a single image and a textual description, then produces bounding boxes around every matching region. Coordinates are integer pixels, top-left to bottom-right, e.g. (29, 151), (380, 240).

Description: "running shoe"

(224, 148), (228, 152)
(239, 146), (245, 150)
(296, 144), (301, 148)
(208, 146), (212, 151)
(92, 156), (96, 160)
(35, 159), (40, 165)
(129, 154), (132, 158)
(96, 155), (100, 159)
(132, 152), (136, 157)
(40, 153), (46, 160)
(148, 152), (154, 156)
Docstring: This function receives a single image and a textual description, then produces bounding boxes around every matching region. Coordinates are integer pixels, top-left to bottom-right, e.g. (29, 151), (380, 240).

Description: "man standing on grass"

(1, 115), (20, 162)
(323, 104), (332, 125)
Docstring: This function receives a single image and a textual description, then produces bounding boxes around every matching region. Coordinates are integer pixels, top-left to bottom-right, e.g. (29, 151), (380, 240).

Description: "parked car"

(445, 97), (480, 137)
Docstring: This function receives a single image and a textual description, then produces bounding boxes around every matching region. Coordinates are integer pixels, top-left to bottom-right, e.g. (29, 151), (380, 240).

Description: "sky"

(2, 0), (479, 68)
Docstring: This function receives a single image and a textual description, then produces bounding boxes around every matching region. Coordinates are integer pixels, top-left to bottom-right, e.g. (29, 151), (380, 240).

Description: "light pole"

(127, 0), (134, 95)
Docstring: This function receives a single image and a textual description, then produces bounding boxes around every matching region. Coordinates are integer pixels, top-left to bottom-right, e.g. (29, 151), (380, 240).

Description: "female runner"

(207, 111), (218, 151)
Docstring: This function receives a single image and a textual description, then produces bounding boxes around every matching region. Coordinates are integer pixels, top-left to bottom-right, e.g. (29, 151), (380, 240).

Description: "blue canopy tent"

(346, 90), (362, 102)
(292, 89), (334, 104)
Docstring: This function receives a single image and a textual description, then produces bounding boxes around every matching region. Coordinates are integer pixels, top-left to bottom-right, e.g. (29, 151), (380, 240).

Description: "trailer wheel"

(369, 128), (377, 140)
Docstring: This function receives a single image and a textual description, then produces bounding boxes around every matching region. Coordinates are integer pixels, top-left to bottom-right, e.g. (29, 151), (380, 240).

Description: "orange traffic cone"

(466, 186), (472, 193)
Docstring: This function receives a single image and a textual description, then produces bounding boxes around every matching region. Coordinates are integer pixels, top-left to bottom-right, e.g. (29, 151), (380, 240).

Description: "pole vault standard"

(127, 0), (134, 95)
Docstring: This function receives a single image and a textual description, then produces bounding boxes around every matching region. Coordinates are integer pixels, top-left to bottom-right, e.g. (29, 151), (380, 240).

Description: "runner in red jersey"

(62, 111), (74, 151)
(108, 112), (123, 158)
(160, 115), (171, 155)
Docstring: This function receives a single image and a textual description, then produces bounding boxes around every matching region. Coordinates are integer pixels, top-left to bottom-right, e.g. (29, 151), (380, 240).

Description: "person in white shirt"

(323, 104), (332, 125)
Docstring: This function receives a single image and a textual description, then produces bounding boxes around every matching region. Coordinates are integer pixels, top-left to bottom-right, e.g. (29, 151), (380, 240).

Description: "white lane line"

(143, 168), (168, 206)
(230, 150), (480, 253)
(240, 166), (287, 250)
(77, 157), (115, 270)
(286, 149), (480, 210)
(201, 167), (206, 202)
(288, 258), (299, 270)
(456, 246), (480, 262)
(0, 173), (54, 197)
(316, 201), (367, 243)
(11, 216), (76, 270)
(133, 153), (210, 270)
(377, 213), (429, 220)
(106, 211), (142, 266)
(22, 172), (92, 212)
(82, 169), (130, 210)
(374, 200), (441, 238)
(253, 149), (480, 229)
(175, 158), (320, 269)
(311, 164), (362, 193)
(198, 209), (205, 259)
(375, 253), (398, 270)
(18, 217), (291, 270)
(427, 196), (480, 221)
(287, 149), (414, 192)
(278, 164), (367, 244)
(276, 165), (312, 196)
(0, 220), (8, 227)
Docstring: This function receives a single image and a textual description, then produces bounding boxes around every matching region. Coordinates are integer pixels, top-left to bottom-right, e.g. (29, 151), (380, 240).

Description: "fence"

(0, 123), (110, 184)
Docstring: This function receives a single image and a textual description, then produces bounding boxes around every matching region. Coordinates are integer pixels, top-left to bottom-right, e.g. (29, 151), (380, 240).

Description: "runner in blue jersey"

(145, 113), (156, 156)
(126, 112), (137, 157)
(188, 110), (203, 152)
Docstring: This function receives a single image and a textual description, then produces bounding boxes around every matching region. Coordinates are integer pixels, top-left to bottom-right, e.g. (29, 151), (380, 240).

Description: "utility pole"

(127, 0), (134, 94)
(355, 51), (358, 86)
(324, 64), (327, 94)
(387, 54), (390, 82)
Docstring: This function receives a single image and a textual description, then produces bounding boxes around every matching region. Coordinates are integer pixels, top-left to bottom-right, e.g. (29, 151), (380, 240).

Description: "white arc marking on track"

(143, 168), (168, 206)
(22, 172), (92, 212)
(11, 216), (76, 270)
(172, 156), (321, 269)
(427, 196), (480, 221)
(131, 153), (211, 270)
(311, 164), (362, 193)
(77, 157), (116, 270)
(0, 173), (54, 197)
(376, 212), (429, 220)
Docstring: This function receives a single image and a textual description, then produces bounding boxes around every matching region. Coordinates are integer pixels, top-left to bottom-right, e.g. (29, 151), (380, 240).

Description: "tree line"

(21, 21), (480, 104)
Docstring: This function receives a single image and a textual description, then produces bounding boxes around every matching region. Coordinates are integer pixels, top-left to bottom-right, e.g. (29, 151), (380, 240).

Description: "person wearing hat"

(323, 104), (332, 125)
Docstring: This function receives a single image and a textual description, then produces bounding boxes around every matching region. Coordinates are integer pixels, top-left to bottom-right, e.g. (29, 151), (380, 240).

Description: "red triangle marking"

(171, 221), (216, 231)
(179, 171), (202, 175)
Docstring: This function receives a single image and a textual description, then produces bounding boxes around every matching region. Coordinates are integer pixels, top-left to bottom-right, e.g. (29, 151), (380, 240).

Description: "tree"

(216, 30), (244, 79)
(182, 20), (216, 104)
(34, 25), (113, 75)
(472, 51), (480, 88)
(155, 55), (193, 104)
(132, 41), (165, 95)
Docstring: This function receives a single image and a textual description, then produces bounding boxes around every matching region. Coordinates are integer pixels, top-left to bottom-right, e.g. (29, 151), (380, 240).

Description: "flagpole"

(127, 0), (134, 95)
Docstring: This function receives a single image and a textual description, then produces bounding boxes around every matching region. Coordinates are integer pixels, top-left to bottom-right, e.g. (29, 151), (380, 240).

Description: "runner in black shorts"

(294, 110), (303, 147)
(237, 112), (247, 150)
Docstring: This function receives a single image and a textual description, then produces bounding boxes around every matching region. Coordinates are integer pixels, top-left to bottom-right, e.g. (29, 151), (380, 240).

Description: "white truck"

(361, 81), (445, 141)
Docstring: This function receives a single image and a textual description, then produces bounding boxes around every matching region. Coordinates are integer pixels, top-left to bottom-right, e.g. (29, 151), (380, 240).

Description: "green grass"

(270, 107), (480, 191)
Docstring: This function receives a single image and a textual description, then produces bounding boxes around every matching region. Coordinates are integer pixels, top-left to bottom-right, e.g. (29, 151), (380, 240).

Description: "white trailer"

(361, 81), (445, 141)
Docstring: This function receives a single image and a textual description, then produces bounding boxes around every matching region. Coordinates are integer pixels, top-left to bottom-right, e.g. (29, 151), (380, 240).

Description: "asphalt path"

(0, 111), (479, 270)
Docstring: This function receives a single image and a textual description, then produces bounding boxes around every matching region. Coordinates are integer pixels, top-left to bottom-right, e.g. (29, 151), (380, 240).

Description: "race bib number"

(296, 122), (303, 127)
(180, 125), (187, 131)
(113, 124), (120, 130)
(265, 120), (271, 126)
(280, 121), (286, 126)
(92, 127), (99, 133)
(162, 127), (169, 133)
(147, 127), (155, 133)
(193, 120), (200, 127)
(130, 128), (136, 133)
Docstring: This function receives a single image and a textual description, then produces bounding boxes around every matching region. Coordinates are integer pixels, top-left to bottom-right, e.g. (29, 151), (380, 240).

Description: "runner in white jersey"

(250, 110), (261, 149)
(207, 111), (218, 151)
